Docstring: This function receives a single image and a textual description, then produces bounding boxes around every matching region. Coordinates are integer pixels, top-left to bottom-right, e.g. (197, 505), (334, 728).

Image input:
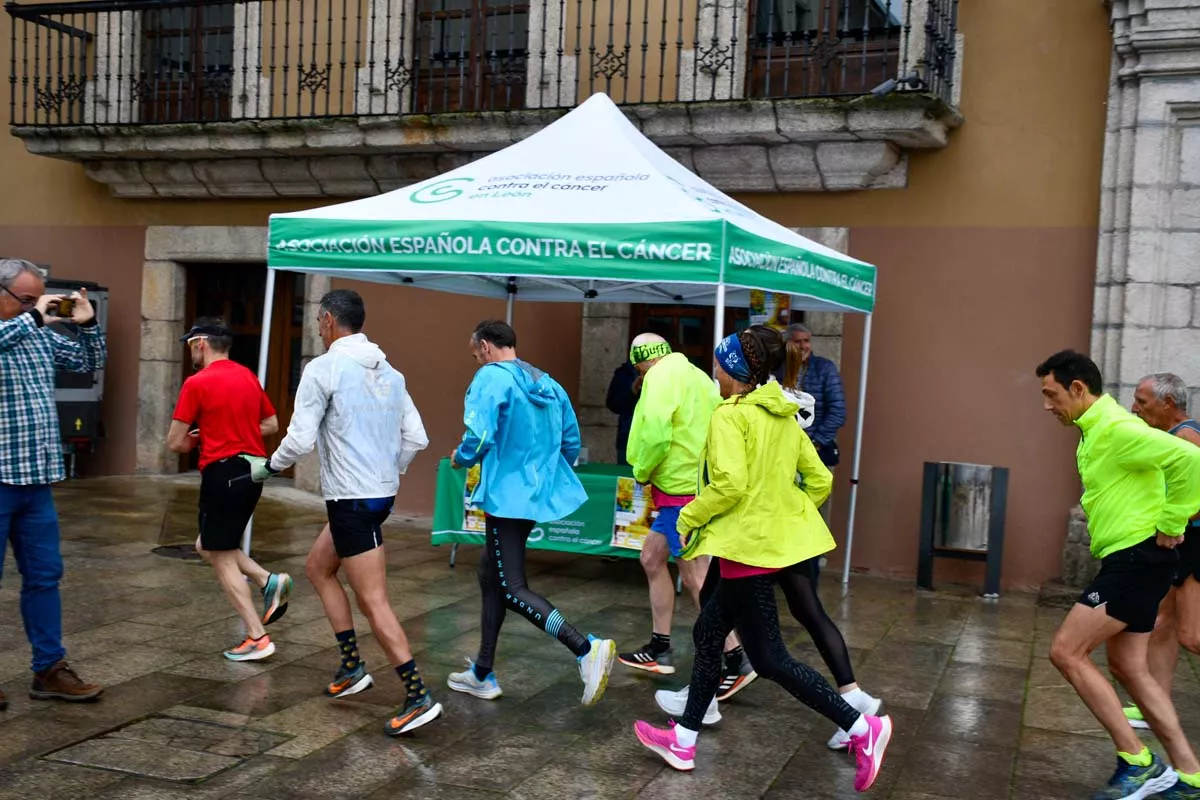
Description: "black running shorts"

(198, 456), (263, 552)
(1078, 536), (1179, 633)
(326, 497), (394, 559)
(1172, 525), (1200, 587)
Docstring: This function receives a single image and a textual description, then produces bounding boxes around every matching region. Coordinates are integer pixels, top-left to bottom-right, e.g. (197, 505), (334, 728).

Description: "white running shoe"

(828, 691), (882, 750)
(578, 635), (616, 706)
(447, 659), (503, 700)
(654, 686), (721, 725)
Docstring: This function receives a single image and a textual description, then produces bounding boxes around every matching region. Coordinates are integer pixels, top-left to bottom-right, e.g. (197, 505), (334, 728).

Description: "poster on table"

(749, 290), (791, 330)
(611, 477), (658, 550)
(462, 465), (486, 532)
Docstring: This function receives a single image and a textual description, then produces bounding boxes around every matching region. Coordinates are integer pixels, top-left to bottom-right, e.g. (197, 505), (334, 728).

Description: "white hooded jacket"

(270, 333), (428, 501)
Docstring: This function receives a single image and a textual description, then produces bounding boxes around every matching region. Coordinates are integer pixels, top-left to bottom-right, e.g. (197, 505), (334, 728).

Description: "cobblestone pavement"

(1, 476), (1198, 799)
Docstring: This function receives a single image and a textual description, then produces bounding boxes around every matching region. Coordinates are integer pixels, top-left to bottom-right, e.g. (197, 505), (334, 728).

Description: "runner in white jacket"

(254, 289), (440, 737)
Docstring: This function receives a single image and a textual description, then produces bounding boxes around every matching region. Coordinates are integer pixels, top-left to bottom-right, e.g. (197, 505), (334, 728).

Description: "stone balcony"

(8, 0), (961, 198)
(13, 95), (961, 198)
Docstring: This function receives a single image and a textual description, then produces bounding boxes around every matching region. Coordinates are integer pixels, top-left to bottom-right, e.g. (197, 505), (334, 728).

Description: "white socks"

(841, 687), (873, 711)
(847, 715), (870, 738)
(675, 724), (699, 747)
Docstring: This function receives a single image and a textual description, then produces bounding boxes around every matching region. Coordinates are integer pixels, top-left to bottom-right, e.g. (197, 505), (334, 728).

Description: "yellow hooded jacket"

(677, 380), (835, 568)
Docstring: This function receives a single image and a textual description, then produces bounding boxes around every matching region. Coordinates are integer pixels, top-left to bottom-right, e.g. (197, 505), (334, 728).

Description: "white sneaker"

(447, 659), (503, 700)
(654, 685), (721, 725)
(828, 691), (882, 750)
(578, 635), (616, 706)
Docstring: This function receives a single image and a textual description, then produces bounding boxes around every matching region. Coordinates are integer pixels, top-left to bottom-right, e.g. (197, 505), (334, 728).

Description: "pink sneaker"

(848, 714), (892, 792)
(633, 720), (696, 771)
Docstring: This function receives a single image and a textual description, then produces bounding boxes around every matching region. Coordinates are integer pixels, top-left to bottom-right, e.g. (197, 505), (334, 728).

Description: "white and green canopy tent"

(258, 92), (879, 585)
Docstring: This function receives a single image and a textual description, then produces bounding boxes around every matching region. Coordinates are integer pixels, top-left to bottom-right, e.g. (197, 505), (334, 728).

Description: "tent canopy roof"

(268, 93), (877, 314)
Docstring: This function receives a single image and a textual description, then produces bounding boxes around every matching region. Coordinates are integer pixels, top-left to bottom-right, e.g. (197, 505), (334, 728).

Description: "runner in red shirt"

(166, 318), (293, 662)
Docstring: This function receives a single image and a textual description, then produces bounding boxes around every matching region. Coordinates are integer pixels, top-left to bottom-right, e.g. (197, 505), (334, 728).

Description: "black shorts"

(198, 456), (263, 552)
(1172, 526), (1200, 587)
(1079, 536), (1179, 633)
(326, 497), (394, 559)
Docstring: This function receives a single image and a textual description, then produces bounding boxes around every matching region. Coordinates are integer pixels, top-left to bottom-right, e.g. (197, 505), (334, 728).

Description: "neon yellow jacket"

(627, 353), (721, 496)
(677, 381), (835, 568)
(1076, 394), (1200, 559)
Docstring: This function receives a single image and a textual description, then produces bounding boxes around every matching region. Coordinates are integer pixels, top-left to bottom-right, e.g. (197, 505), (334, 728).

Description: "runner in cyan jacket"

(253, 289), (439, 737)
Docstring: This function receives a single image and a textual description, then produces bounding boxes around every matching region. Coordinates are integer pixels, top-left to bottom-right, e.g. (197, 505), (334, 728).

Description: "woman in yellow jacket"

(633, 325), (893, 793)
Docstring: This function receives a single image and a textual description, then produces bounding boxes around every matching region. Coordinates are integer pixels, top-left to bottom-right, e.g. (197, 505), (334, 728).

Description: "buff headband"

(715, 333), (753, 383)
(630, 340), (672, 365)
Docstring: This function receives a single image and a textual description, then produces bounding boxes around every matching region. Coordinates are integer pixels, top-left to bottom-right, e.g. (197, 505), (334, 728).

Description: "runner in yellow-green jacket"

(620, 334), (750, 694)
(633, 325), (893, 793)
(1037, 350), (1200, 799)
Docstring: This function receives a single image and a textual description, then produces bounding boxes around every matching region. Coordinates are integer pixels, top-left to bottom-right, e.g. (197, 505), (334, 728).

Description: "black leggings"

(475, 515), (589, 673)
(699, 556), (856, 687)
(681, 571), (860, 732)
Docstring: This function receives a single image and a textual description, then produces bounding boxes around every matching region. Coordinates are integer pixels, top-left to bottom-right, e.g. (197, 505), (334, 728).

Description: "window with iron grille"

(748, 0), (902, 99)
(138, 3), (235, 123)
(414, 0), (529, 113)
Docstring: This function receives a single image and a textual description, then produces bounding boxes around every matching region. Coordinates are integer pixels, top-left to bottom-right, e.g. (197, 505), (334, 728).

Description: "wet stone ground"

(1, 476), (1199, 799)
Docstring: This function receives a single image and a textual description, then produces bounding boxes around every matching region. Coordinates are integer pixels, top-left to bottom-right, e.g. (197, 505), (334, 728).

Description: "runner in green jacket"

(1038, 350), (1200, 800)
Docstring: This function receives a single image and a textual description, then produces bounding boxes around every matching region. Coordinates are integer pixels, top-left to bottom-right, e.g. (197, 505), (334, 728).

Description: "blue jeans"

(0, 484), (66, 672)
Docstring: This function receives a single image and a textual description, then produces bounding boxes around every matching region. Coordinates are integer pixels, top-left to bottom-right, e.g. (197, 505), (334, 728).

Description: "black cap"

(180, 321), (232, 342)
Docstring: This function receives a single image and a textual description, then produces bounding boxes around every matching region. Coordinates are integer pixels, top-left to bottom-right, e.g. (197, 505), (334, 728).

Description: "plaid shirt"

(0, 312), (106, 485)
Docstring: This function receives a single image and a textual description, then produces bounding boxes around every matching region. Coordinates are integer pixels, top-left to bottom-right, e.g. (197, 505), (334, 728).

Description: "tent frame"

(249, 261), (873, 588)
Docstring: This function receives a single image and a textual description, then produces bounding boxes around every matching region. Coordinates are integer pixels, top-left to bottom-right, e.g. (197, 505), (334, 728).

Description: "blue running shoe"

(1148, 778), (1200, 799)
(1091, 755), (1177, 800)
(325, 662), (374, 698)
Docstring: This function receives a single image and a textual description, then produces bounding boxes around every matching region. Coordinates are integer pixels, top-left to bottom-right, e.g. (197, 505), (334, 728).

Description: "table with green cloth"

(431, 459), (660, 565)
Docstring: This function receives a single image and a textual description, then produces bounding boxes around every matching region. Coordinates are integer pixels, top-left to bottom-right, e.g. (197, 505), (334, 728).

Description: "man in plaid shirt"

(0, 258), (106, 712)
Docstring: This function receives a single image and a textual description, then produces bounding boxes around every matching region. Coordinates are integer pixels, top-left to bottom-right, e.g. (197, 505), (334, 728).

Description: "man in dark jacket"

(783, 323), (846, 469)
(605, 361), (640, 465)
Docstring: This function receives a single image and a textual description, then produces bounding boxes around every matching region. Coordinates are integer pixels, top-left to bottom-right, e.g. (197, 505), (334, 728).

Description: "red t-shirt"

(172, 360), (276, 470)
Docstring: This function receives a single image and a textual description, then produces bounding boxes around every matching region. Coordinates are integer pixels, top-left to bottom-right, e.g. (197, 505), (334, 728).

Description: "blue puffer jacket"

(454, 359), (587, 524)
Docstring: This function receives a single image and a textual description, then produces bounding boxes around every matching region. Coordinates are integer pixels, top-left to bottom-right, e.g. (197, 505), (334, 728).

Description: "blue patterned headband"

(715, 334), (753, 383)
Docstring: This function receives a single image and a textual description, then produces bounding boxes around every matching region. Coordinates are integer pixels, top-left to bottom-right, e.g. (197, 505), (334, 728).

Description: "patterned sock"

(396, 659), (428, 703)
(649, 632), (671, 654)
(335, 629), (360, 673)
(1179, 771), (1200, 788)
(1117, 747), (1153, 767)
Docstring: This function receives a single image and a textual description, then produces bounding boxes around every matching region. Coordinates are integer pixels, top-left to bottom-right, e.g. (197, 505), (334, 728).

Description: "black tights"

(475, 515), (589, 674)
(681, 571), (860, 732)
(698, 557), (856, 687)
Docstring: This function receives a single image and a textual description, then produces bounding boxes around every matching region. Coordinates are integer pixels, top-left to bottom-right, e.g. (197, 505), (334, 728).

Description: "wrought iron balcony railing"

(7, 0), (957, 127)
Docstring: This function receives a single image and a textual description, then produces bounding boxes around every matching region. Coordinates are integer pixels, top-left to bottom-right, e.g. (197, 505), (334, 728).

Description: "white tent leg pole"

(712, 283), (727, 375)
(841, 313), (873, 587)
(506, 292), (514, 326)
(243, 268), (278, 557)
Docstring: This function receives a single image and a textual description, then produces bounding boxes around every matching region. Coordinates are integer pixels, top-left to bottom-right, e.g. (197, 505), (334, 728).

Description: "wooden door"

(182, 265), (305, 473)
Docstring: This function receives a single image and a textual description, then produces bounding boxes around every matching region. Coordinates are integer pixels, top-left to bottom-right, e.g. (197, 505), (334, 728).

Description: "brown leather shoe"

(30, 662), (103, 702)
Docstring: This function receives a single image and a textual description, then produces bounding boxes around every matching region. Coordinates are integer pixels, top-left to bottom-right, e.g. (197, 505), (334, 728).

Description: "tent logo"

(410, 177), (475, 204)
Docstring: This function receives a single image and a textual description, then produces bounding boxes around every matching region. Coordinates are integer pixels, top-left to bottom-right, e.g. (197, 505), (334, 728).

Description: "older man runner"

(447, 320), (616, 707)
(1038, 351), (1200, 800)
(253, 289), (439, 736)
(166, 318), (293, 662)
(619, 334), (754, 699)
(0, 258), (105, 710)
(1122, 372), (1200, 739)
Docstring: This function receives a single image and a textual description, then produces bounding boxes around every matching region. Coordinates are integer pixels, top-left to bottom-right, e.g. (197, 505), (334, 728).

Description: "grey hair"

(786, 323), (810, 336)
(1140, 372), (1189, 413)
(0, 258), (43, 288)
